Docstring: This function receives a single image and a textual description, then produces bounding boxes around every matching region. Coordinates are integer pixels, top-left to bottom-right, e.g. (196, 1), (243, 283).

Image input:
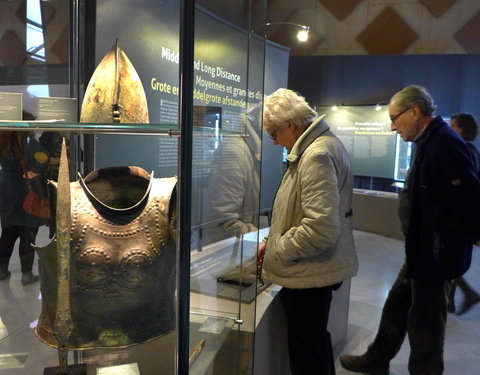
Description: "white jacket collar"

(286, 115), (328, 163)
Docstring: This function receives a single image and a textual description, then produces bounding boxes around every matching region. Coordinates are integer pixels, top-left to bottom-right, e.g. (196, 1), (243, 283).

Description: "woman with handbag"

(0, 131), (50, 285)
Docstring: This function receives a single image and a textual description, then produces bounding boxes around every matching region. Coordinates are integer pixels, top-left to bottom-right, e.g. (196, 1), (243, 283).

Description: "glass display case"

(0, 0), (275, 374)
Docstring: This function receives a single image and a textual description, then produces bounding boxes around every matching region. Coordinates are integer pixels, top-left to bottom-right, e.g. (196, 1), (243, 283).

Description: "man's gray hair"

(390, 85), (437, 116)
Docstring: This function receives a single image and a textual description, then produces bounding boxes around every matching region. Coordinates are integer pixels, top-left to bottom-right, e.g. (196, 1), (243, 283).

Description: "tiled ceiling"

(316, 0), (365, 21)
(1, 0), (480, 62)
(268, 0), (480, 55)
(0, 30), (26, 65)
(420, 0), (458, 17)
(0, 0), (68, 66)
(51, 25), (69, 63)
(454, 11), (480, 53)
(41, 1), (57, 26)
(14, 0), (27, 23)
(356, 7), (419, 54)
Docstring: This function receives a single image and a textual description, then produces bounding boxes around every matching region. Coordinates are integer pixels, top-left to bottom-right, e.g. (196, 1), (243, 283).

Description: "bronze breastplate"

(35, 167), (177, 349)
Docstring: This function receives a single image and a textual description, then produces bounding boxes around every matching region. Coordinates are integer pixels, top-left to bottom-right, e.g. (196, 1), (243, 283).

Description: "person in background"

(257, 88), (358, 375)
(450, 113), (480, 174)
(0, 131), (50, 285)
(340, 85), (479, 375)
(447, 113), (480, 314)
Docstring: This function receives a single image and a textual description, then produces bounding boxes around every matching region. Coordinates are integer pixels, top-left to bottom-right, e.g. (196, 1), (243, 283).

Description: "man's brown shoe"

(339, 353), (389, 375)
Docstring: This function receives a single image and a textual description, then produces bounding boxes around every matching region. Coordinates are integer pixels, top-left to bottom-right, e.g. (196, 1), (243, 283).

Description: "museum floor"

(0, 227), (479, 374)
(335, 231), (480, 375)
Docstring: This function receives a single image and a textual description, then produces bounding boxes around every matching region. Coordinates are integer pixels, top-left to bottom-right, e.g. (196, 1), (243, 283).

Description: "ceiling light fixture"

(375, 101), (388, 111)
(265, 22), (311, 42)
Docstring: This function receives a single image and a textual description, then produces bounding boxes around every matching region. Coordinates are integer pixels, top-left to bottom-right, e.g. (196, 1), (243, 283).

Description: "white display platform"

(191, 228), (351, 375)
(352, 188), (405, 240)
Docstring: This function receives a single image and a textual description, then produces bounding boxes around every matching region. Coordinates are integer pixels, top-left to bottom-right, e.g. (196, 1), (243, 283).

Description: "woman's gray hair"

(263, 88), (318, 133)
(390, 84), (437, 116)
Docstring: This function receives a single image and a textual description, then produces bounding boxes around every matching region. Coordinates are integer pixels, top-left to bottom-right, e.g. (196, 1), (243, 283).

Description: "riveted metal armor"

(35, 166), (177, 349)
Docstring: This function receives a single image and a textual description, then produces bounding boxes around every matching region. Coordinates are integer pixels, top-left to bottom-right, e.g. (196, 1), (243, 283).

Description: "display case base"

(43, 364), (87, 375)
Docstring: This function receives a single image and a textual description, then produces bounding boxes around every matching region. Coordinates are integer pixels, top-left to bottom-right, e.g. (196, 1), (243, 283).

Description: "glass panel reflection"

(189, 1), (266, 373)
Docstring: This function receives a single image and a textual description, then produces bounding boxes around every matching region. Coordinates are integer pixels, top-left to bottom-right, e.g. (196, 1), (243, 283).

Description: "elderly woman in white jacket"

(258, 88), (358, 375)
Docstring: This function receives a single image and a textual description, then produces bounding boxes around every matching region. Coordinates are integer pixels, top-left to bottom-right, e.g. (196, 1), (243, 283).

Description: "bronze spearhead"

(80, 39), (149, 124)
(54, 138), (73, 374)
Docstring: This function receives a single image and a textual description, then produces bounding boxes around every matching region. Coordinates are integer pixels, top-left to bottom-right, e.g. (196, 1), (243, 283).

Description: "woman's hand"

(257, 238), (266, 267)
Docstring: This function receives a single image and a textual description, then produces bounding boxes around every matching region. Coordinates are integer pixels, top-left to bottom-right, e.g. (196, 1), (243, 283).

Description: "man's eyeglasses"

(390, 106), (411, 124)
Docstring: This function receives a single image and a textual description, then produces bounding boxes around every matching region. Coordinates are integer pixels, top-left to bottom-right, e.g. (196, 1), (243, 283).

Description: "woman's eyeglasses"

(269, 129), (279, 140)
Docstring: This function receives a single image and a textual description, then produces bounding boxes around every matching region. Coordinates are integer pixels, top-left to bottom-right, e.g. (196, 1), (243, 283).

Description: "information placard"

(97, 363), (140, 375)
(0, 92), (22, 120)
(37, 97), (77, 122)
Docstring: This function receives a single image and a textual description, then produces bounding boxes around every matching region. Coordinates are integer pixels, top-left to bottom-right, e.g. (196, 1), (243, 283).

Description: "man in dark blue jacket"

(340, 85), (479, 375)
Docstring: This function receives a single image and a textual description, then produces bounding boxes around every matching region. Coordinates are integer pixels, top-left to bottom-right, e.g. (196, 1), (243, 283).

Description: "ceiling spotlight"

(296, 26), (310, 42)
(265, 22), (311, 43)
(375, 101), (388, 111)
